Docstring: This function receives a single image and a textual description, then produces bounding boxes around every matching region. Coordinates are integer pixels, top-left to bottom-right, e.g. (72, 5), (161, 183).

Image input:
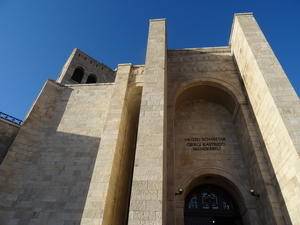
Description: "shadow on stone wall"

(0, 79), (103, 225)
(0, 132), (100, 225)
(0, 120), (20, 165)
(245, 100), (293, 225)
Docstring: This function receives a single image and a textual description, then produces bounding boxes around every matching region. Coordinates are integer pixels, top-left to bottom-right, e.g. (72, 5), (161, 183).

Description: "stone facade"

(0, 13), (299, 225)
(0, 119), (20, 164)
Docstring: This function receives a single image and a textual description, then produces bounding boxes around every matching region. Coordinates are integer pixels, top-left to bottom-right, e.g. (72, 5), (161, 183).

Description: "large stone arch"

(175, 168), (257, 225)
(169, 78), (261, 225)
(171, 78), (246, 115)
(179, 168), (252, 209)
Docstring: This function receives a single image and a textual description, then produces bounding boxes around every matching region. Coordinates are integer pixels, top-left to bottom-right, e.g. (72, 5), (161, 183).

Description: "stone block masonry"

(128, 19), (167, 225)
(230, 13), (300, 224)
(0, 80), (113, 225)
(0, 119), (20, 164)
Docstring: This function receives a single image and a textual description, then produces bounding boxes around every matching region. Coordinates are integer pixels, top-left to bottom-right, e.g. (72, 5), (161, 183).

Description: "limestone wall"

(234, 104), (285, 225)
(0, 119), (20, 164)
(80, 63), (143, 225)
(0, 79), (113, 224)
(230, 13), (300, 225)
(128, 19), (167, 225)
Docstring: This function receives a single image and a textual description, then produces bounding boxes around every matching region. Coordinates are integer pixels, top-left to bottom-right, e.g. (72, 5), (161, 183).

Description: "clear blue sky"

(0, 0), (299, 120)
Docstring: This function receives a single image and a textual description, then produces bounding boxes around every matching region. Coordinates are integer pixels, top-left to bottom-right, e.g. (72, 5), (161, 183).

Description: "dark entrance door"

(184, 184), (243, 225)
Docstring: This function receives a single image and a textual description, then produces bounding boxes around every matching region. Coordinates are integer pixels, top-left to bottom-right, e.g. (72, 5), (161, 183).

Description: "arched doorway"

(185, 184), (243, 225)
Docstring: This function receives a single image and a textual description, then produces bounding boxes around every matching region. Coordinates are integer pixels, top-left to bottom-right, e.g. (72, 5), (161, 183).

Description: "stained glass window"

(188, 195), (198, 209)
(202, 193), (218, 209)
(185, 184), (237, 212)
(184, 184), (242, 224)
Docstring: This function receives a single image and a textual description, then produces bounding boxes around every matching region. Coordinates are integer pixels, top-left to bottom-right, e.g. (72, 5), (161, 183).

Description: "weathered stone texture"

(128, 19), (167, 225)
(81, 63), (143, 225)
(0, 119), (20, 164)
(0, 80), (113, 225)
(174, 100), (248, 185)
(230, 13), (300, 224)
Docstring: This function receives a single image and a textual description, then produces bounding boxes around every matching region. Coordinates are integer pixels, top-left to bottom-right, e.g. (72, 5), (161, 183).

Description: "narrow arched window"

(86, 74), (97, 83)
(71, 68), (84, 83)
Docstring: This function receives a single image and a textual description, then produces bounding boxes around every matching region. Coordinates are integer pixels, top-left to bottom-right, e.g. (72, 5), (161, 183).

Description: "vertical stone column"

(128, 19), (167, 225)
(81, 64), (131, 225)
(230, 13), (300, 224)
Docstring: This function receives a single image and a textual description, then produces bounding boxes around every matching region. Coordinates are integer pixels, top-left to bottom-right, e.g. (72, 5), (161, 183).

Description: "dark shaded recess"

(86, 75), (97, 83)
(71, 68), (84, 83)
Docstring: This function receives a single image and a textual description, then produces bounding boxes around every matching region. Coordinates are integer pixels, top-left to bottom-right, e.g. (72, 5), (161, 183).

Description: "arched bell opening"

(86, 74), (97, 83)
(71, 67), (84, 83)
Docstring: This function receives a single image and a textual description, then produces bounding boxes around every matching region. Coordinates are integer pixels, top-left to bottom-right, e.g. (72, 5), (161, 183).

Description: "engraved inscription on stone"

(184, 137), (226, 151)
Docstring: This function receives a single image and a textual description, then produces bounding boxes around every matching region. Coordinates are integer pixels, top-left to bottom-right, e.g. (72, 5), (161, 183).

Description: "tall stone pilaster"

(128, 19), (167, 225)
(230, 13), (300, 224)
(81, 64), (132, 225)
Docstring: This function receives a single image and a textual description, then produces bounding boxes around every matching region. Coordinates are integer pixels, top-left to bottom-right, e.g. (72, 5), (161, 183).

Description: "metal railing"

(0, 112), (23, 125)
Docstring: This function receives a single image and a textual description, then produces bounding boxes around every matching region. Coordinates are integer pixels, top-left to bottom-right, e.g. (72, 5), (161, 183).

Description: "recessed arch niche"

(171, 82), (254, 225)
(174, 80), (245, 115)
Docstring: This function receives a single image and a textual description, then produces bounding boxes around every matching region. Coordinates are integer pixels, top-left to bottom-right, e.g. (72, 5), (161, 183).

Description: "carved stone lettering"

(184, 137), (227, 151)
